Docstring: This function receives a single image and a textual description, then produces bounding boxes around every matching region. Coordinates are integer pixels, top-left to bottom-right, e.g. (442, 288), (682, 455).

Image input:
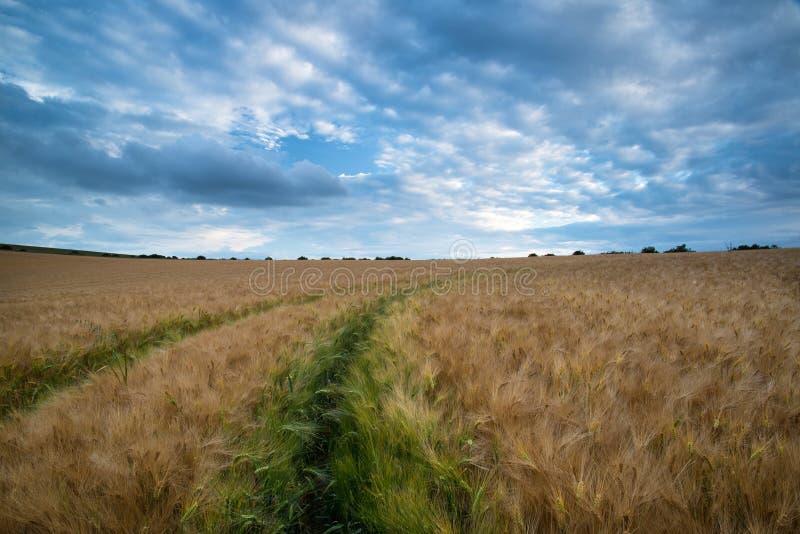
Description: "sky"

(1, 0), (799, 259)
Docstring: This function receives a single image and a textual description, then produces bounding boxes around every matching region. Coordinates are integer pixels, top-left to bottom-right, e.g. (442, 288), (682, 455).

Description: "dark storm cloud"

(0, 83), (344, 206)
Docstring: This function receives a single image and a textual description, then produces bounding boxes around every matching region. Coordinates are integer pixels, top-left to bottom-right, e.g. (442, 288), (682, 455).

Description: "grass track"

(190, 295), (401, 531)
(329, 296), (488, 532)
(192, 285), (485, 532)
(0, 294), (321, 418)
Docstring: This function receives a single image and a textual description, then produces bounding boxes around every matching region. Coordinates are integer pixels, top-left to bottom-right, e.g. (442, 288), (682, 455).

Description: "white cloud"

(34, 223), (84, 239)
(470, 207), (536, 232)
(617, 144), (655, 164)
(338, 172), (371, 181)
(2, 74), (78, 103)
(313, 120), (356, 143)
(282, 22), (349, 63)
(193, 226), (272, 252)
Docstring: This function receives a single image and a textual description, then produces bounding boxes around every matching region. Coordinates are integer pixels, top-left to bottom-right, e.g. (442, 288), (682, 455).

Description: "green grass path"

(191, 289), (489, 532)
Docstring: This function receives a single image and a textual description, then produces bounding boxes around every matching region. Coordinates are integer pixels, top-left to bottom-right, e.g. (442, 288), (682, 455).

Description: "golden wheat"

(0, 294), (367, 532)
(0, 252), (428, 366)
(383, 249), (800, 531)
(1, 249), (798, 532)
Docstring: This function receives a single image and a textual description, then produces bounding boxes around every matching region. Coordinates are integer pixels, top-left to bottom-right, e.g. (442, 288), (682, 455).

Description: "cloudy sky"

(1, 0), (798, 258)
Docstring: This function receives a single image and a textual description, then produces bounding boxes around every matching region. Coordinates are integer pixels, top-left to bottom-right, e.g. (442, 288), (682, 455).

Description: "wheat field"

(0, 252), (427, 366)
(0, 249), (798, 532)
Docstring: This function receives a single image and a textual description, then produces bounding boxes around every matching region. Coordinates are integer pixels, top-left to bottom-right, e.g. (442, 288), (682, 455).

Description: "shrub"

(265, 256), (273, 261)
(196, 255), (206, 260)
(664, 244), (694, 253)
(641, 246), (658, 254)
(528, 253), (538, 257)
(545, 253), (555, 256)
(1, 244), (13, 251)
(297, 256), (308, 260)
(342, 257), (356, 260)
(572, 250), (585, 256)
(321, 257), (331, 260)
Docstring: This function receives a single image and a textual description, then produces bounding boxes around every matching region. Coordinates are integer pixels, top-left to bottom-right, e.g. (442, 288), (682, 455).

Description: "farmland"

(0, 249), (798, 532)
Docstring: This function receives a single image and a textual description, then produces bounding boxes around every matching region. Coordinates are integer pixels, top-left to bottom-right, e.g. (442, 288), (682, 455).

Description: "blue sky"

(1, 0), (798, 258)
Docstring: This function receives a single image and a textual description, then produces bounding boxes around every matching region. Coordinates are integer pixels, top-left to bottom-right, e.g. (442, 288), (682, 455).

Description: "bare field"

(0, 249), (798, 532)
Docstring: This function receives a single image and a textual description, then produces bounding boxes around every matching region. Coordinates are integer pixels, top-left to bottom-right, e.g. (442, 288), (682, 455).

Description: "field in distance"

(0, 248), (798, 532)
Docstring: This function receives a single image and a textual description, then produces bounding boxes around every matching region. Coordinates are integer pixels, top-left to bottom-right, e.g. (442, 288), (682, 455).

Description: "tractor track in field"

(215, 293), (406, 532)
(209, 281), (483, 532)
(0, 293), (322, 419)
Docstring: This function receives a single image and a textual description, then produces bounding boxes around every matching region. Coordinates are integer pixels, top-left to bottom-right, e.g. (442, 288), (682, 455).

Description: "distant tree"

(244, 257), (250, 260)
(664, 244), (693, 253)
(196, 255), (206, 260)
(572, 250), (585, 256)
(528, 253), (538, 257)
(342, 257), (356, 260)
(731, 243), (779, 251)
(641, 246), (658, 254)
(0, 244), (12, 251)
(230, 257), (237, 260)
(264, 256), (273, 261)
(297, 256), (308, 260)
(359, 257), (370, 260)
(545, 253), (555, 256)
(321, 256), (331, 260)
(171, 255), (178, 259)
